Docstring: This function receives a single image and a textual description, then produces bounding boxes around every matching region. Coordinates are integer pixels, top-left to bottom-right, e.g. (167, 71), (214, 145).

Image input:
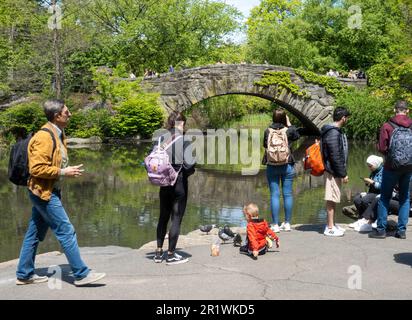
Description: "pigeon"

(233, 233), (242, 247)
(199, 224), (216, 235)
(218, 227), (233, 243)
(223, 225), (236, 238)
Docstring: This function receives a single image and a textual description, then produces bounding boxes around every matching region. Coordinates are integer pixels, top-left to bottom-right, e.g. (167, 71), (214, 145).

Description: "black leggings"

(353, 192), (379, 217)
(157, 174), (188, 253)
(362, 196), (401, 221)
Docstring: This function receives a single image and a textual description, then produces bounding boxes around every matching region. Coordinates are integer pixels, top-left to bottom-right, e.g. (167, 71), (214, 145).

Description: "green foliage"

(261, 0), (412, 139)
(295, 69), (343, 95)
(248, 0), (302, 33)
(83, 0), (242, 73)
(0, 83), (11, 101)
(367, 57), (412, 103)
(247, 0), (411, 73)
(65, 93), (100, 112)
(336, 88), (392, 139)
(110, 96), (165, 138)
(248, 16), (330, 71)
(0, 101), (46, 141)
(188, 95), (246, 129)
(0, 0), (241, 98)
(65, 109), (112, 138)
(223, 113), (272, 131)
(91, 66), (165, 138)
(185, 95), (272, 129)
(0, 0), (47, 93)
(255, 71), (309, 97)
(197, 44), (248, 65)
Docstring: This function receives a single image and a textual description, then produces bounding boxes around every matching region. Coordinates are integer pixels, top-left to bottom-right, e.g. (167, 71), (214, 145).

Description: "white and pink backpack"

(144, 135), (183, 187)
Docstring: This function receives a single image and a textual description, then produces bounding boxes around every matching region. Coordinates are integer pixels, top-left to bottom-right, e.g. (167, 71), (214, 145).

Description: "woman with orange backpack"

(263, 109), (300, 233)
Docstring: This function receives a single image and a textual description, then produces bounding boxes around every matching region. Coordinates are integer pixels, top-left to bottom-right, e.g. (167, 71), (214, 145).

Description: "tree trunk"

(8, 24), (15, 82)
(52, 0), (62, 99)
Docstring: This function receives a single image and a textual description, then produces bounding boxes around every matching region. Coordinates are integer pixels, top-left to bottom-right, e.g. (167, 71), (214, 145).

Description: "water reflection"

(0, 139), (377, 262)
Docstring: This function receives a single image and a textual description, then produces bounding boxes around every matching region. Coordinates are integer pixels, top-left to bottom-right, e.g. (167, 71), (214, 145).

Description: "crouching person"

(16, 100), (105, 286)
(240, 203), (279, 260)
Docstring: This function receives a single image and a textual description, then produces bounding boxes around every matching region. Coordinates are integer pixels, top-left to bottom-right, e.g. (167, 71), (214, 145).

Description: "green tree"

(247, 0), (410, 72)
(247, 0), (302, 33)
(85, 0), (241, 73)
(91, 66), (165, 138)
(0, 0), (242, 98)
(0, 0), (46, 93)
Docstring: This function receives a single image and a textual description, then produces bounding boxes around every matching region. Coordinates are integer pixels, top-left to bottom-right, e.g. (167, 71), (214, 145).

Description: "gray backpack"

(387, 121), (412, 172)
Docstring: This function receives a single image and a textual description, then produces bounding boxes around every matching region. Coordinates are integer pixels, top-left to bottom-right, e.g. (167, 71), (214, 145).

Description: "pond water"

(0, 138), (377, 262)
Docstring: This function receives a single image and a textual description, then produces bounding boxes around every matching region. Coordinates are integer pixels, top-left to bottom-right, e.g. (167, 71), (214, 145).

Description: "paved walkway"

(0, 225), (411, 300)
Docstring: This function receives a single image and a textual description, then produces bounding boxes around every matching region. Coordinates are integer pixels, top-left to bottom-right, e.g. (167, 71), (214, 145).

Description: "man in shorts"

(321, 107), (351, 237)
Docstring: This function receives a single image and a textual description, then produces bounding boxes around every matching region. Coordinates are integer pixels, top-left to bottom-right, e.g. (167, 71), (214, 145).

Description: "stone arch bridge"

(142, 64), (366, 134)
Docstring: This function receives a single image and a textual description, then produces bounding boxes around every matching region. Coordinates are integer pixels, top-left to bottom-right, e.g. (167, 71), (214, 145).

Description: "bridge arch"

(142, 64), (366, 134)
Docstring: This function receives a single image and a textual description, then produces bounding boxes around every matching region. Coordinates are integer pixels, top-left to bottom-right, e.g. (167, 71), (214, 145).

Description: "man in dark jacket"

(321, 107), (350, 237)
(369, 100), (412, 239)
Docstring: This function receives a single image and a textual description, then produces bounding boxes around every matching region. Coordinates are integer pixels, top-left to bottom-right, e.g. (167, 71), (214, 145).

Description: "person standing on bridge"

(263, 108), (300, 233)
(321, 107), (350, 237)
(15, 100), (106, 286)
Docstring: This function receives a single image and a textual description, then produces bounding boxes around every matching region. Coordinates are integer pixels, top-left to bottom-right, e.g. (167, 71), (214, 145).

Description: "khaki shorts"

(324, 171), (342, 203)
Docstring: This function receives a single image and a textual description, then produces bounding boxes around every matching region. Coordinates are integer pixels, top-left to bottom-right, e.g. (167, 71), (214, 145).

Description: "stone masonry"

(142, 64), (367, 133)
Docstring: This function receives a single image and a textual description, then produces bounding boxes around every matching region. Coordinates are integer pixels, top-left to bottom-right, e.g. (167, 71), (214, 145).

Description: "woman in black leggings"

(153, 112), (195, 265)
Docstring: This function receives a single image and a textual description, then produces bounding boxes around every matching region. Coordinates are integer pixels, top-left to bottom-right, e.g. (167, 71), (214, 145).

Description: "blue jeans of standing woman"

(266, 164), (295, 225)
(16, 190), (89, 280)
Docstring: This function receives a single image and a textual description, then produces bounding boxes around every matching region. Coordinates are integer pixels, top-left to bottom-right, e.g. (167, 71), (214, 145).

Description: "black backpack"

(387, 121), (412, 172)
(8, 128), (56, 186)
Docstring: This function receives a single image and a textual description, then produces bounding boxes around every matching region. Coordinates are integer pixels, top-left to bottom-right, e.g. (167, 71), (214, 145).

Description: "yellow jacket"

(27, 122), (66, 201)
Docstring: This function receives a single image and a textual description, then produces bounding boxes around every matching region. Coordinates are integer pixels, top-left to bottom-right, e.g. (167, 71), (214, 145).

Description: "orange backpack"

(303, 140), (325, 176)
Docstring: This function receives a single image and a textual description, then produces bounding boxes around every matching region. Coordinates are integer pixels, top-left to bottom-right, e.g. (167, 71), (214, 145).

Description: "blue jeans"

(16, 190), (89, 280)
(377, 169), (411, 233)
(266, 164), (295, 225)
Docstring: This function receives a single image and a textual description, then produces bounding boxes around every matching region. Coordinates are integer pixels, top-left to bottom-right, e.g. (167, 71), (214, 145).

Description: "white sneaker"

(348, 221), (357, 228)
(324, 226), (345, 237)
(16, 274), (48, 285)
(372, 221), (377, 229)
(74, 272), (106, 286)
(280, 222), (291, 232)
(356, 223), (373, 232)
(353, 219), (368, 231)
(334, 224), (346, 233)
(271, 224), (280, 233)
(349, 219), (363, 229)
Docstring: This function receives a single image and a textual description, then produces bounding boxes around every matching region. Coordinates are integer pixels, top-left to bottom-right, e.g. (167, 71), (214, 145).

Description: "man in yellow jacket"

(16, 100), (106, 286)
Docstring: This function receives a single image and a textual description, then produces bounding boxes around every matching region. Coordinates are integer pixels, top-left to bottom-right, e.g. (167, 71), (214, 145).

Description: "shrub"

(0, 83), (11, 101)
(0, 102), (46, 141)
(185, 95), (273, 129)
(336, 88), (392, 140)
(110, 95), (165, 138)
(255, 71), (310, 97)
(65, 108), (112, 138)
(368, 58), (412, 103)
(295, 69), (343, 96)
(92, 65), (165, 138)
